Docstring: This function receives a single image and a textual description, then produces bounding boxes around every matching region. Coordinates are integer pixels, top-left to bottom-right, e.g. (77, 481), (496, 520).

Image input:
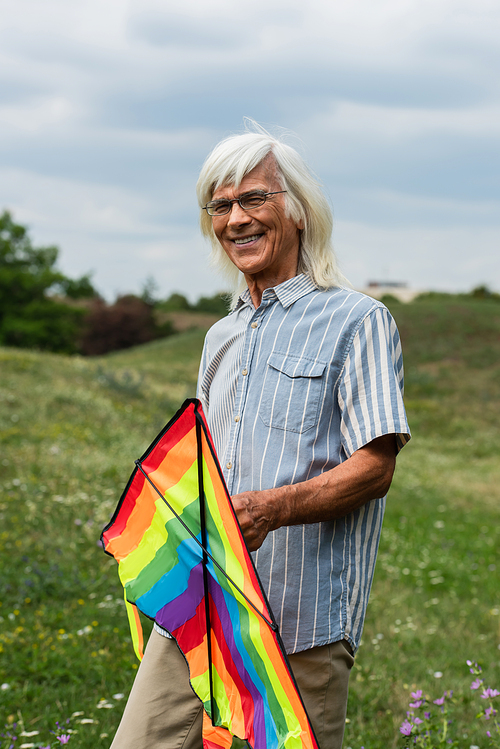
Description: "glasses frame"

(203, 190), (287, 217)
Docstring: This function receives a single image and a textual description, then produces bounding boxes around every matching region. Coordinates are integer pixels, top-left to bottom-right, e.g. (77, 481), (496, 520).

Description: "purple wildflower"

(409, 699), (423, 708)
(57, 735), (71, 744)
(433, 695), (445, 705)
(471, 678), (483, 690)
(467, 659), (482, 674)
(482, 687), (500, 699)
(400, 718), (413, 736)
(424, 712), (431, 719)
(414, 716), (423, 725)
(411, 690), (423, 700)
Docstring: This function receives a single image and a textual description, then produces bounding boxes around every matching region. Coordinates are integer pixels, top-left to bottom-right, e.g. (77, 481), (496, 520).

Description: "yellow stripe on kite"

(124, 590), (144, 661)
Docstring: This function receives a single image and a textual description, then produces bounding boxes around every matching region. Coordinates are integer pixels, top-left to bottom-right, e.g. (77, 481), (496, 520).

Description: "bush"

(79, 295), (174, 356)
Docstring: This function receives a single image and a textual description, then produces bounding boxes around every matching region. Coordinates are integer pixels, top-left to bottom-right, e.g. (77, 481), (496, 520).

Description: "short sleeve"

(338, 305), (411, 458)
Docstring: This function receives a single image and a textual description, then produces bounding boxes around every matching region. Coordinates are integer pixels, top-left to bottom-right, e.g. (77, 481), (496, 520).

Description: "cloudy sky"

(1, 0), (499, 300)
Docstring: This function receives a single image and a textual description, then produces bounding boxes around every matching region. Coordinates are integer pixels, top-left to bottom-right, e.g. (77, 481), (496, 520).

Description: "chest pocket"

(258, 352), (327, 433)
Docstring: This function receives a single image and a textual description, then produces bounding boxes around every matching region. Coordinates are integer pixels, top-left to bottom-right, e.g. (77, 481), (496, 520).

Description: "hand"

(231, 489), (282, 552)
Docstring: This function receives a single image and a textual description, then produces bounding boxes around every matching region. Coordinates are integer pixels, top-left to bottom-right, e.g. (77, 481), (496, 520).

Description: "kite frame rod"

(134, 461), (277, 631)
(196, 417), (216, 723)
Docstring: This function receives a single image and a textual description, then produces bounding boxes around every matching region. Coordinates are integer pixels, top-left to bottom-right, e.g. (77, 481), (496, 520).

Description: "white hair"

(196, 120), (348, 305)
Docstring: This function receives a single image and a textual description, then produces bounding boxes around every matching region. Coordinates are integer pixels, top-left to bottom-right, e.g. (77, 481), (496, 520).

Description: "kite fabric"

(101, 398), (320, 749)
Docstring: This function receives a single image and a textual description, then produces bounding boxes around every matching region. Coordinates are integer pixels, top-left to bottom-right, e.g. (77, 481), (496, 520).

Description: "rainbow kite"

(101, 398), (320, 749)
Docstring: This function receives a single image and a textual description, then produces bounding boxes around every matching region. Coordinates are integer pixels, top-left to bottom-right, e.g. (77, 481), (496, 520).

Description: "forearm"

(276, 436), (396, 525)
(232, 434), (397, 550)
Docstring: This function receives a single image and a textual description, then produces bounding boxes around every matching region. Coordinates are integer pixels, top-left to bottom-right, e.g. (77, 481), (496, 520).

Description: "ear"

(297, 218), (304, 231)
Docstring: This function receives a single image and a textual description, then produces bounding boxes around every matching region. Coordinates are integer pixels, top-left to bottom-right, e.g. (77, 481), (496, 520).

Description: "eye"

(209, 201), (230, 216)
(240, 192), (266, 209)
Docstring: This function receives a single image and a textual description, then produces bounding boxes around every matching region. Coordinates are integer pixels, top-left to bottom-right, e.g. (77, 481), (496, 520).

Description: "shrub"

(79, 295), (174, 356)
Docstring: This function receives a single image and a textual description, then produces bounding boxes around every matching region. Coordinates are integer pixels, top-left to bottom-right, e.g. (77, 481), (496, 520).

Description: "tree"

(0, 210), (94, 353)
(140, 275), (160, 306)
(57, 273), (98, 300)
(157, 292), (192, 312)
(191, 292), (229, 316)
(470, 285), (500, 301)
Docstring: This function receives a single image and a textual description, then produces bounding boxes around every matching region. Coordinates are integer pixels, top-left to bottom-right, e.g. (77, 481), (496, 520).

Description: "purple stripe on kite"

(209, 578), (269, 748)
(154, 561), (206, 632)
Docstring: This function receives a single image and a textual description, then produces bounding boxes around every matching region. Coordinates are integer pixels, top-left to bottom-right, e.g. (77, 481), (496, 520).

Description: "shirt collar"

(234, 274), (319, 312)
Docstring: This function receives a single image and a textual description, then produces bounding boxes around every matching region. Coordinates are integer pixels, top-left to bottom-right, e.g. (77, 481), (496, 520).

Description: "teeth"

(234, 235), (260, 245)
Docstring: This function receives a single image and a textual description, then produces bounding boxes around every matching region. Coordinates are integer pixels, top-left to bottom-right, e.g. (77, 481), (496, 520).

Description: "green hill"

(0, 299), (499, 748)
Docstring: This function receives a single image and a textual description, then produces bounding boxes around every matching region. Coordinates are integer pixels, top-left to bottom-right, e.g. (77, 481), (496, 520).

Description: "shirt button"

(226, 461), (232, 469)
(234, 415), (240, 422)
(251, 322), (258, 329)
(242, 368), (248, 376)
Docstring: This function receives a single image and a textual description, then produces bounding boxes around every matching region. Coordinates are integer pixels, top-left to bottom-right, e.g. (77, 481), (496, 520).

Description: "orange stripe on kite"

(102, 470), (146, 543)
(185, 632), (210, 681)
(105, 478), (157, 560)
(202, 712), (233, 749)
(147, 426), (198, 499)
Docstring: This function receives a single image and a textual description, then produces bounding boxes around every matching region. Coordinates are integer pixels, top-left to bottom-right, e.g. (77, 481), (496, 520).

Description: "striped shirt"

(157, 274), (410, 654)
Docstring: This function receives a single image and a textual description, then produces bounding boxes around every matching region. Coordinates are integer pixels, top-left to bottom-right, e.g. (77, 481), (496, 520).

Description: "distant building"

(358, 281), (421, 303)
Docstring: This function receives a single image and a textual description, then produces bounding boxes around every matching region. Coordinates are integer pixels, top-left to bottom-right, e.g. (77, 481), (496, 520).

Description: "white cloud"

(307, 100), (500, 140)
(0, 0), (499, 296)
(0, 95), (77, 132)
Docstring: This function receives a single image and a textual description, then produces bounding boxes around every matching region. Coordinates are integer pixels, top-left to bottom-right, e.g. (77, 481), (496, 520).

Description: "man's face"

(211, 159), (303, 283)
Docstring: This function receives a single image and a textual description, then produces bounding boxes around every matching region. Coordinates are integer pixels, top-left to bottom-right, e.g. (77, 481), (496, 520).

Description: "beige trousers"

(110, 629), (354, 749)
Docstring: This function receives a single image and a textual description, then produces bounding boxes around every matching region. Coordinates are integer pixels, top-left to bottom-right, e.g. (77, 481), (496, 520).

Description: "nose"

(227, 201), (252, 227)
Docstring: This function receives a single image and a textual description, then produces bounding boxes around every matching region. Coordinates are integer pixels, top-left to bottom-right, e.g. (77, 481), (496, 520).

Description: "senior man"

(111, 124), (410, 749)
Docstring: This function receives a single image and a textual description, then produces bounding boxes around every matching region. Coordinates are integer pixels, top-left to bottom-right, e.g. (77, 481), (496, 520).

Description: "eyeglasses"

(203, 190), (287, 217)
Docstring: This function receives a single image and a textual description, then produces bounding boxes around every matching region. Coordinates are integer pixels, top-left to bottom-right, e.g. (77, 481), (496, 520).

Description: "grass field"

(1, 298), (499, 748)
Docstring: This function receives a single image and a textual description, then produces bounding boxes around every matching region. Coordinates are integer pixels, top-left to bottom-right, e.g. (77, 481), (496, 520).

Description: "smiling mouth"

(233, 234), (262, 245)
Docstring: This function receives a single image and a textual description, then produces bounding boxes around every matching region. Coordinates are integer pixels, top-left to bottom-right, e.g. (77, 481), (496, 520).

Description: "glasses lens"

(240, 192), (266, 210)
(207, 201), (230, 216)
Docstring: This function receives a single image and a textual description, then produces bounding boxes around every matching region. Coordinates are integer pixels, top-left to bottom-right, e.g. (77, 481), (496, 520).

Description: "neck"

(245, 267), (299, 308)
